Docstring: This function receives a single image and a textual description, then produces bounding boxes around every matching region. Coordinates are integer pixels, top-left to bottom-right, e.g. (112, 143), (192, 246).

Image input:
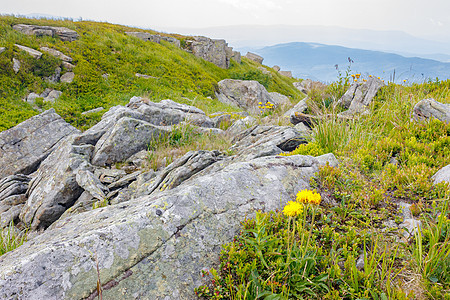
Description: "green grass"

(0, 15), (303, 131)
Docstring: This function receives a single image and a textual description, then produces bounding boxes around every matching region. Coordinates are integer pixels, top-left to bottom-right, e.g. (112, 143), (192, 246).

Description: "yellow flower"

(377, 77), (381, 79)
(296, 189), (321, 205)
(258, 102), (262, 105)
(283, 201), (303, 217)
(354, 79), (357, 82)
(369, 75), (373, 78)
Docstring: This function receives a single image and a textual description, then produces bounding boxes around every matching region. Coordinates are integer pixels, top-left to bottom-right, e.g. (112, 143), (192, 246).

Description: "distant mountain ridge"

(252, 42), (450, 83)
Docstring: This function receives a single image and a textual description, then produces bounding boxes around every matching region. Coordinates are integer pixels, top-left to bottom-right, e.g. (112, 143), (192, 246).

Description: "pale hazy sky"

(1, 0), (449, 41)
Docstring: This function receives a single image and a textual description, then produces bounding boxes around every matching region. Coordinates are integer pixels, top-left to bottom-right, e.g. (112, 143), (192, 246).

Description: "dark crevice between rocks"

(277, 137), (307, 152)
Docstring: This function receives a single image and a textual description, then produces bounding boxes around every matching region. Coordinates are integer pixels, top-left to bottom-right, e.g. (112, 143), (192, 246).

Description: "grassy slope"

(0, 15), (303, 131)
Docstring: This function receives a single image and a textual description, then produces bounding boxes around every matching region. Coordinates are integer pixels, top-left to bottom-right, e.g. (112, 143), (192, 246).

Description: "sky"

(1, 0), (449, 42)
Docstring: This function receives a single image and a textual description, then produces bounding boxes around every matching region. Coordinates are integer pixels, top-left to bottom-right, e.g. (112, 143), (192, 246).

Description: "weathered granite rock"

(0, 175), (30, 227)
(15, 44), (43, 59)
(12, 58), (20, 73)
(431, 164), (450, 185)
(62, 61), (75, 70)
(412, 98), (450, 124)
(81, 107), (104, 115)
(273, 65), (281, 72)
(76, 169), (109, 201)
(125, 32), (161, 43)
(186, 37), (232, 69)
(245, 52), (263, 64)
(160, 36), (181, 48)
(226, 116), (257, 135)
(91, 117), (172, 166)
(26, 92), (40, 104)
(269, 92), (292, 107)
(337, 77), (385, 114)
(43, 90), (62, 102)
(216, 79), (273, 114)
(0, 153), (335, 299)
(230, 125), (307, 161)
(284, 97), (308, 117)
(146, 150), (223, 195)
(13, 24), (79, 41)
(0, 175), (30, 202)
(20, 136), (93, 230)
(293, 79), (326, 94)
(232, 51), (241, 64)
(0, 109), (79, 178)
(40, 47), (73, 62)
(60, 72), (75, 83)
(279, 70), (292, 78)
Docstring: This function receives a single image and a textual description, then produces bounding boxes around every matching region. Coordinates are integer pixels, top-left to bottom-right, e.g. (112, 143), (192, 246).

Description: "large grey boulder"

(14, 44), (42, 59)
(337, 77), (385, 115)
(245, 52), (264, 64)
(216, 79), (273, 114)
(91, 117), (172, 166)
(0, 109), (79, 178)
(0, 153), (335, 299)
(186, 36), (232, 69)
(19, 136), (93, 230)
(40, 47), (73, 62)
(13, 24), (79, 41)
(412, 98), (450, 124)
(230, 125), (307, 161)
(432, 164), (450, 185)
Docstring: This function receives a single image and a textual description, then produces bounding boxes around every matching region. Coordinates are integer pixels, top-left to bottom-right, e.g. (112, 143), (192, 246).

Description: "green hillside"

(0, 15), (302, 131)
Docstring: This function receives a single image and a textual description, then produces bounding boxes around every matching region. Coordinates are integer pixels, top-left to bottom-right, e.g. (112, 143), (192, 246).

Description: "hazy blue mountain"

(251, 42), (450, 83)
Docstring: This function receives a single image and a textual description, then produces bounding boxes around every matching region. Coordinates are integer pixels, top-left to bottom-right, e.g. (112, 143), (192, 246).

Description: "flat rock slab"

(15, 44), (42, 59)
(0, 109), (79, 178)
(40, 47), (73, 62)
(412, 98), (450, 124)
(13, 24), (79, 41)
(0, 154), (334, 299)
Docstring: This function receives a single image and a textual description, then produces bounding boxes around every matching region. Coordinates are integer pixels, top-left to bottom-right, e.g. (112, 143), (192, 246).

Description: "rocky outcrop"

(245, 52), (264, 64)
(0, 109), (79, 178)
(14, 44), (42, 59)
(160, 36), (181, 48)
(40, 47), (73, 62)
(0, 175), (30, 228)
(337, 77), (385, 115)
(432, 164), (450, 185)
(269, 92), (292, 108)
(273, 65), (281, 72)
(293, 79), (327, 94)
(0, 152), (336, 299)
(185, 37), (233, 69)
(412, 98), (450, 124)
(216, 79), (273, 114)
(125, 32), (161, 43)
(279, 70), (292, 78)
(13, 24), (79, 41)
(284, 97), (308, 118)
(232, 51), (241, 64)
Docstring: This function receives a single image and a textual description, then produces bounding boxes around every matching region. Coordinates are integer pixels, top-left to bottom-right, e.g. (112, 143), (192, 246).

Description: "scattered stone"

(76, 169), (109, 201)
(245, 52), (264, 64)
(337, 77), (385, 114)
(0, 47), (5, 54)
(272, 65), (280, 72)
(40, 88), (53, 98)
(412, 98), (450, 124)
(160, 36), (181, 48)
(62, 61), (75, 71)
(45, 67), (61, 83)
(125, 32), (160, 43)
(14, 44), (42, 59)
(81, 107), (104, 115)
(60, 71), (75, 83)
(398, 202), (421, 240)
(0, 109), (79, 178)
(135, 73), (156, 79)
(258, 66), (271, 75)
(232, 51), (241, 64)
(216, 79), (273, 114)
(279, 70), (292, 78)
(12, 58), (20, 73)
(44, 90), (62, 103)
(431, 164), (450, 185)
(185, 36), (233, 69)
(13, 24), (79, 41)
(356, 253), (365, 271)
(293, 79), (327, 94)
(39, 47), (73, 62)
(108, 170), (142, 190)
(25, 92), (40, 104)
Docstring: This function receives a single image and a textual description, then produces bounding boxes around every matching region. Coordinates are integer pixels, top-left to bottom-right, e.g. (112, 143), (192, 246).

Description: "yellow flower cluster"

(283, 201), (303, 217)
(296, 189), (321, 205)
(258, 101), (275, 113)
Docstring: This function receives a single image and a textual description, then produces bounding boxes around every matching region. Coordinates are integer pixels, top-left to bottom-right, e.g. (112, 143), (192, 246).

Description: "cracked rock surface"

(0, 154), (335, 299)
